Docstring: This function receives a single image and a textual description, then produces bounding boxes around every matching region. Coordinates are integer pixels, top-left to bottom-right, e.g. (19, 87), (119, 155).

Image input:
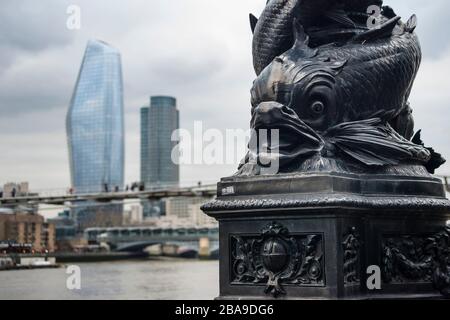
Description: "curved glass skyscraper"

(67, 40), (125, 194)
(66, 40), (124, 230)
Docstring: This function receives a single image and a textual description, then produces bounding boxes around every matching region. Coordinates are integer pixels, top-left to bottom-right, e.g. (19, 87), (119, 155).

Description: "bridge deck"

(0, 186), (217, 206)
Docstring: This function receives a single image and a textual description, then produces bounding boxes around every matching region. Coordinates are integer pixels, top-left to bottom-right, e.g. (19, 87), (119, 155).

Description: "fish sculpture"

(238, 0), (445, 176)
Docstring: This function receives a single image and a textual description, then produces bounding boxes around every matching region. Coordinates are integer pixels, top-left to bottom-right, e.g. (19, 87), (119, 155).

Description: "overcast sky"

(1, 0), (450, 196)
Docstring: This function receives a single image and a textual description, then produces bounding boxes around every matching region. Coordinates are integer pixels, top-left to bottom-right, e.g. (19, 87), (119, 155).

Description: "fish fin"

(353, 16), (401, 43)
(412, 130), (446, 174)
(325, 119), (430, 167)
(293, 18), (308, 45)
(249, 13), (258, 34)
(382, 6), (397, 19)
(292, 19), (317, 58)
(324, 8), (355, 28)
(411, 130), (423, 145)
(405, 14), (418, 33)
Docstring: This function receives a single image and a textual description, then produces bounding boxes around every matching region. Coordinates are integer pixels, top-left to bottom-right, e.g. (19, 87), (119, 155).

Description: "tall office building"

(141, 96), (180, 217)
(140, 107), (149, 187)
(66, 39), (125, 230)
(141, 96), (179, 187)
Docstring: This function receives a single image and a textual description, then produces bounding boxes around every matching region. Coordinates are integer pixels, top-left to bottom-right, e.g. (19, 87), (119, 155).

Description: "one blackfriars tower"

(66, 39), (125, 229)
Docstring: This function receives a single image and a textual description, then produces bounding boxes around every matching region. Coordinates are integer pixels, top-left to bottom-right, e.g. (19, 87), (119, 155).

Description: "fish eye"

(310, 101), (325, 114)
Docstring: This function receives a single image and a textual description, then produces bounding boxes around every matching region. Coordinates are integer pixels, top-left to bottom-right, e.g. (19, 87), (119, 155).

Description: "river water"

(0, 259), (219, 300)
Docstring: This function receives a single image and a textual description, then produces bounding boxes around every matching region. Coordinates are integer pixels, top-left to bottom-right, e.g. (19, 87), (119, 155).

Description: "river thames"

(0, 259), (219, 300)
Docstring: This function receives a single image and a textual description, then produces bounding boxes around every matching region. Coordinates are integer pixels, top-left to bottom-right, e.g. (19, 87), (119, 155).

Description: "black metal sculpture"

(202, 0), (450, 300)
(239, 0), (445, 176)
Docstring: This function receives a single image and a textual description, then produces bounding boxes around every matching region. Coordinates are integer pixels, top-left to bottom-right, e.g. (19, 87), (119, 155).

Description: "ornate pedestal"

(202, 172), (450, 300)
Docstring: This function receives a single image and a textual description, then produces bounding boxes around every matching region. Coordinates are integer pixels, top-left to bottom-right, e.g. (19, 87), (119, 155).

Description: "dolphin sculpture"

(239, 0), (445, 175)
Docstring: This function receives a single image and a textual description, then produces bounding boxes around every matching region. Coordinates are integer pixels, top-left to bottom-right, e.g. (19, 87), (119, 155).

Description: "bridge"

(84, 226), (220, 254)
(2, 175), (449, 208)
(0, 184), (217, 207)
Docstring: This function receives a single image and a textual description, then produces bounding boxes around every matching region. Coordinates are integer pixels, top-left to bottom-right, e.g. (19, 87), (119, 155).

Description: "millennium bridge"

(0, 185), (217, 207)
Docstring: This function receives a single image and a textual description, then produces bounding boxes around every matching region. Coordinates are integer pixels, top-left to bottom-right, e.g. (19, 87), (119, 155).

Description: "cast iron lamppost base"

(203, 172), (450, 300)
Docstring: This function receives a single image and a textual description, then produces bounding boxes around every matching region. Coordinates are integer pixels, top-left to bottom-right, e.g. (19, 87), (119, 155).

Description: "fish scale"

(325, 33), (421, 121)
(253, 0), (301, 75)
(252, 0), (386, 75)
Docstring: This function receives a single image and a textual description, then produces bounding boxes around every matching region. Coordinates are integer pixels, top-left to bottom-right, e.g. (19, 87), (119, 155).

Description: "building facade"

(140, 106), (149, 188)
(123, 205), (144, 226)
(1, 182), (29, 198)
(188, 203), (218, 227)
(141, 96), (179, 188)
(140, 96), (180, 217)
(0, 212), (55, 252)
(165, 197), (216, 227)
(66, 39), (125, 229)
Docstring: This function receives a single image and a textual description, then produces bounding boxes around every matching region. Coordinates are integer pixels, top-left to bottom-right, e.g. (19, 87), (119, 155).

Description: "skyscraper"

(66, 39), (125, 229)
(141, 96), (179, 188)
(140, 96), (180, 217)
(140, 106), (149, 186)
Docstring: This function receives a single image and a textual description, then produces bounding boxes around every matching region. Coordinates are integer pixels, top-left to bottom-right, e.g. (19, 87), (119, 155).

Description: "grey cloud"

(0, 45), (80, 115)
(0, 0), (258, 117)
(0, 1), (75, 68)
(388, 0), (450, 58)
(0, 1), (78, 114)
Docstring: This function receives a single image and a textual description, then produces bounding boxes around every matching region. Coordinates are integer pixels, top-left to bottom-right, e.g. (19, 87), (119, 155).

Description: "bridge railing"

(0, 182), (218, 207)
(22, 180), (219, 197)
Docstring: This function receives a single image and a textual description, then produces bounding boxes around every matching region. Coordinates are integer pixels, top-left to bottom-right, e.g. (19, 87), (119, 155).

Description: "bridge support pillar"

(198, 237), (210, 259)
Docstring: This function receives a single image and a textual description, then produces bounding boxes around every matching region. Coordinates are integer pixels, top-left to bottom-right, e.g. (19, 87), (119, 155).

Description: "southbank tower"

(140, 96), (179, 188)
(140, 96), (179, 217)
